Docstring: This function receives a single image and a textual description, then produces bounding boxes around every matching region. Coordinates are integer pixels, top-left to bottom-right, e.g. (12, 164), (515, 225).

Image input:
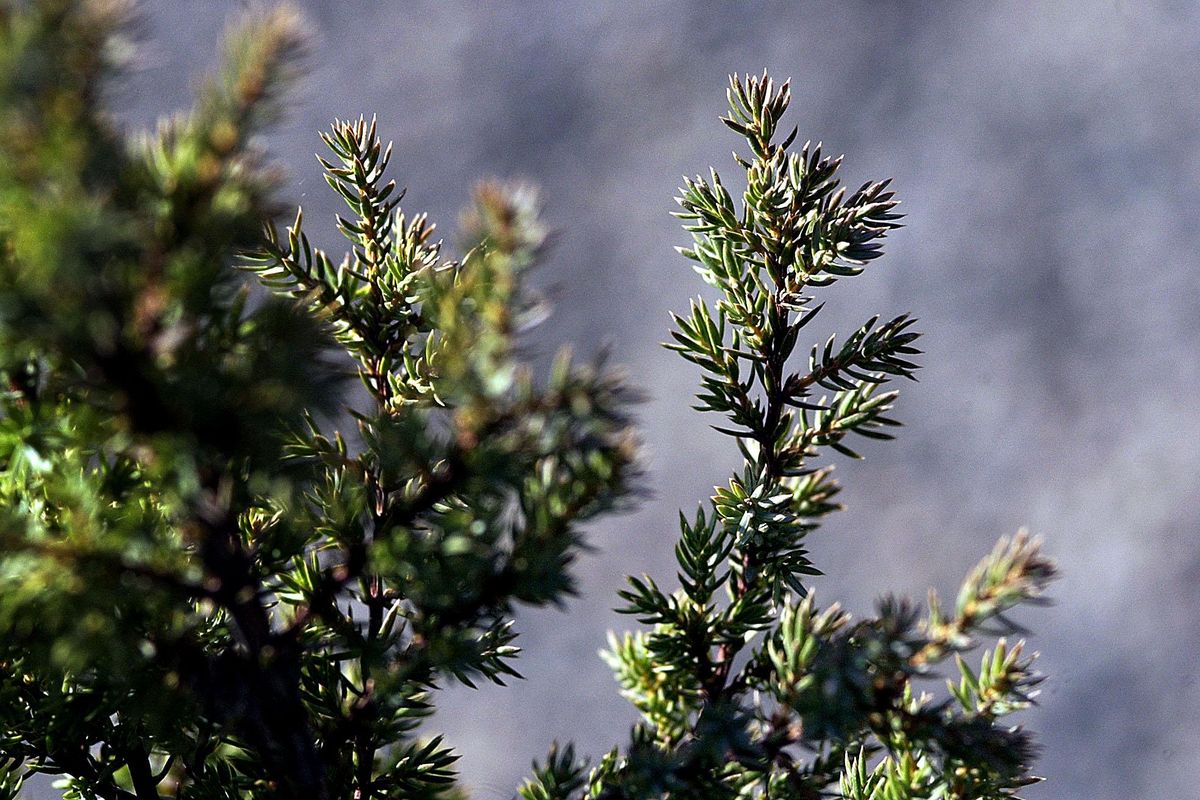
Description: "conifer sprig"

(243, 128), (640, 800)
(591, 72), (1056, 800)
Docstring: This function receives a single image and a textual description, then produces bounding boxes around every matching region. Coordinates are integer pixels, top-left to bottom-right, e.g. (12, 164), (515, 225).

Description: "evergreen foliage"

(0, 4), (1054, 800)
(579, 73), (1057, 800)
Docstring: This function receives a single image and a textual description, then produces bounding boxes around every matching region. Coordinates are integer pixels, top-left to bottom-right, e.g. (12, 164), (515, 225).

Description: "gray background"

(100, 1), (1200, 798)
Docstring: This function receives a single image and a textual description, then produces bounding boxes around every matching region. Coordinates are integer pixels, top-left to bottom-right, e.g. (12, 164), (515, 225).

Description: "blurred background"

(103, 2), (1200, 798)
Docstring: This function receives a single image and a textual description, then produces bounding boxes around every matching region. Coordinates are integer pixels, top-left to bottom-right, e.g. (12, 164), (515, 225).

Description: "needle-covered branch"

(0, 4), (639, 799)
(592, 72), (1056, 800)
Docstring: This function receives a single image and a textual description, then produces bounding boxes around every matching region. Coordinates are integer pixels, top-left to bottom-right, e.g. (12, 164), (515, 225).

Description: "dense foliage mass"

(0, 3), (1054, 800)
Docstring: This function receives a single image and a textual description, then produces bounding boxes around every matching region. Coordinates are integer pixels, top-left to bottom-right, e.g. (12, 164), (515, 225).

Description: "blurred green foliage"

(0, 2), (636, 798)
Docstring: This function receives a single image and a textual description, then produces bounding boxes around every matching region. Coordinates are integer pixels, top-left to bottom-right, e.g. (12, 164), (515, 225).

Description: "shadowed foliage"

(0, 3), (635, 798)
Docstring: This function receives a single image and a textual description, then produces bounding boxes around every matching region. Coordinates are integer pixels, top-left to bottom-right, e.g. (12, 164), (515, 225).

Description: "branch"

(125, 740), (161, 800)
(786, 313), (920, 398)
